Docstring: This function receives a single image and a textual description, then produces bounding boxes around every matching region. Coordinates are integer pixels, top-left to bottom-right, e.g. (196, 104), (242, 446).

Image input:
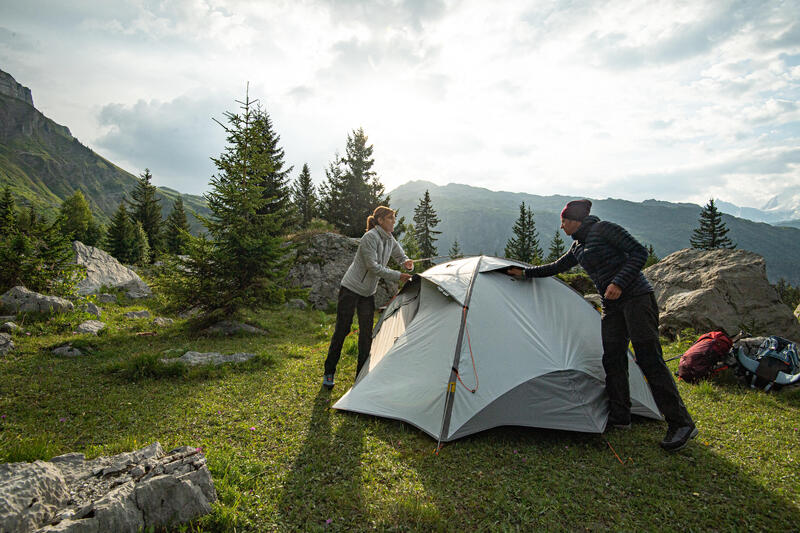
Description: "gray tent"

(333, 256), (662, 442)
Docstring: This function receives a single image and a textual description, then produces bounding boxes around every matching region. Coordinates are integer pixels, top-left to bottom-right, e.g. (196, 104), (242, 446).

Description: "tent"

(333, 256), (662, 442)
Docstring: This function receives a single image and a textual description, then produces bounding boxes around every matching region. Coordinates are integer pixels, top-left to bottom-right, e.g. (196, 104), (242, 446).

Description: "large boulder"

(0, 461), (71, 532)
(286, 232), (397, 310)
(72, 241), (151, 298)
(1, 286), (74, 314)
(644, 248), (800, 341)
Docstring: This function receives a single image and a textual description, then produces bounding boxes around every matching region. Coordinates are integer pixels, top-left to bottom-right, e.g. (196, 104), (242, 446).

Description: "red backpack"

(677, 331), (733, 383)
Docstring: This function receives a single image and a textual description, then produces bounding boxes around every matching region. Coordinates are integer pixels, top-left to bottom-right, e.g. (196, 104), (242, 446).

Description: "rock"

(286, 298), (308, 310)
(0, 332), (15, 355)
(644, 248), (800, 341)
(72, 241), (151, 298)
(152, 317), (173, 327)
(124, 310), (151, 319)
(76, 320), (106, 335)
(286, 232), (398, 310)
(4, 442), (216, 533)
(203, 320), (266, 336)
(53, 344), (83, 357)
(83, 302), (102, 318)
(160, 351), (257, 366)
(583, 294), (602, 309)
(0, 321), (21, 333)
(178, 307), (201, 319)
(96, 294), (117, 304)
(0, 460), (71, 532)
(1, 286), (74, 314)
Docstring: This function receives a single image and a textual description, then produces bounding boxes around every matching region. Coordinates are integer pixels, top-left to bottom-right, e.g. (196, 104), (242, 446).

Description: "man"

(506, 199), (697, 452)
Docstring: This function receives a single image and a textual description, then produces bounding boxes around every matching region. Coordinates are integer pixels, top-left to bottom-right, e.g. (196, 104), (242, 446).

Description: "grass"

(0, 299), (799, 531)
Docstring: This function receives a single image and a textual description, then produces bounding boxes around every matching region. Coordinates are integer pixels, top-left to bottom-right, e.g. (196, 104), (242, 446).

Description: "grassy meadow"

(1, 294), (799, 531)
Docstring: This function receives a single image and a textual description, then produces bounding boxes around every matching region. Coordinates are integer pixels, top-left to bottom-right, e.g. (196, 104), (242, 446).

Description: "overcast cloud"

(0, 0), (798, 209)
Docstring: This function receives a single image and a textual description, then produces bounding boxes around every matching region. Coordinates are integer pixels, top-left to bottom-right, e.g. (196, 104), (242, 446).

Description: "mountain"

(0, 69), (209, 231)
(389, 181), (800, 285)
(716, 190), (800, 226)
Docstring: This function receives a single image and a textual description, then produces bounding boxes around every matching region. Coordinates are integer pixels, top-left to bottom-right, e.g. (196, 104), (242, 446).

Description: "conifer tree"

(644, 244), (659, 268)
(546, 228), (566, 262)
(0, 186), (17, 235)
(164, 197), (191, 255)
(251, 108), (294, 231)
(413, 190), (441, 269)
(505, 202), (542, 264)
(689, 199), (735, 250)
(106, 202), (136, 263)
(58, 190), (102, 245)
(400, 223), (422, 273)
(131, 221), (150, 266)
(449, 239), (463, 259)
(127, 169), (163, 257)
(291, 163), (317, 228)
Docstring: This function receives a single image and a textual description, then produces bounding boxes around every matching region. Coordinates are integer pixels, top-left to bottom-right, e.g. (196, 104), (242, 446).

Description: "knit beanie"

(560, 199), (592, 221)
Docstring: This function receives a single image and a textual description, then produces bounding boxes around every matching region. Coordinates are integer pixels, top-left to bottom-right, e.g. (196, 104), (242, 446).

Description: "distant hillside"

(0, 70), (209, 231)
(390, 181), (800, 285)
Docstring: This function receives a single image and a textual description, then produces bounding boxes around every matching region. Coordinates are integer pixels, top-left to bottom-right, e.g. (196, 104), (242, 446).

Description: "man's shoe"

(660, 424), (698, 452)
(322, 374), (335, 389)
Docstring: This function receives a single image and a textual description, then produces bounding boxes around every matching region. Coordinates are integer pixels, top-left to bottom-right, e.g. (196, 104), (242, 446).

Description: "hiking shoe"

(322, 374), (335, 389)
(660, 424), (698, 452)
(606, 415), (631, 431)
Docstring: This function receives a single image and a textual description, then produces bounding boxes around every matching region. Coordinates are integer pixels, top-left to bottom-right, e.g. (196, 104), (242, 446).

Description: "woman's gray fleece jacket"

(340, 226), (410, 297)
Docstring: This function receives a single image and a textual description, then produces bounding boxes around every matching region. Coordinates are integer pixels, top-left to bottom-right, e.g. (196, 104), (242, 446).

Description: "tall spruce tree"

(0, 186), (17, 235)
(131, 221), (150, 266)
(413, 190), (441, 269)
(251, 107), (294, 231)
(644, 244), (659, 268)
(164, 197), (191, 255)
(127, 169), (163, 256)
(505, 202), (542, 264)
(690, 199), (735, 250)
(449, 239), (463, 259)
(546, 228), (566, 262)
(106, 202), (136, 263)
(58, 190), (102, 245)
(319, 128), (388, 237)
(291, 163), (317, 228)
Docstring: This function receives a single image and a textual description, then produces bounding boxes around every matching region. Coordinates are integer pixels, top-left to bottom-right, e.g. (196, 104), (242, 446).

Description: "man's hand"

(604, 283), (622, 300)
(506, 267), (524, 279)
(400, 273), (413, 282)
(403, 260), (414, 271)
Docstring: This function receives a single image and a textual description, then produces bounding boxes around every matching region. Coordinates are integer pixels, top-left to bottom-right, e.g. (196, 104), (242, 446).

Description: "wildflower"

(1, 414), (5, 419)
(512, 449), (518, 454)
(59, 417), (67, 422)
(326, 519), (333, 524)
(249, 427), (256, 431)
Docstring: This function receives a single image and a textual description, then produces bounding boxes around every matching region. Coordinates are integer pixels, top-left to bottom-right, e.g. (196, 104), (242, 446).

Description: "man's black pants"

(324, 286), (375, 376)
(601, 293), (693, 427)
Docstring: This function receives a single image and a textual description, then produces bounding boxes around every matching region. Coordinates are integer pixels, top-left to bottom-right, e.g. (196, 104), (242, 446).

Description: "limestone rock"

(203, 320), (266, 336)
(53, 344), (83, 357)
(644, 248), (800, 341)
(0, 332), (14, 355)
(1, 286), (74, 314)
(0, 460), (70, 532)
(83, 302), (102, 318)
(1, 321), (21, 333)
(76, 320), (105, 335)
(286, 298), (308, 310)
(286, 232), (398, 310)
(124, 310), (151, 319)
(96, 294), (116, 304)
(583, 294), (602, 309)
(72, 241), (151, 298)
(178, 307), (201, 319)
(152, 317), (173, 327)
(161, 351), (256, 366)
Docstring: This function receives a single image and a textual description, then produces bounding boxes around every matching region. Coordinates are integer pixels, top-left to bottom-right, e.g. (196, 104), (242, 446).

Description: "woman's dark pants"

(601, 293), (693, 427)
(324, 286), (375, 376)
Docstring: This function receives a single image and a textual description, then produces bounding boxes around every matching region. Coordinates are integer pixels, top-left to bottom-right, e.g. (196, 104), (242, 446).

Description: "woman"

(323, 206), (413, 389)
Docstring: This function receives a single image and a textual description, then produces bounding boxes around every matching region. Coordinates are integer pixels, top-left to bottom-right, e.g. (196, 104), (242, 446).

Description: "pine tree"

(292, 163), (317, 228)
(58, 190), (93, 243)
(413, 190), (441, 269)
(106, 202), (136, 263)
(0, 186), (17, 235)
(546, 228), (566, 262)
(319, 128), (389, 237)
(644, 243), (659, 268)
(164, 197), (191, 255)
(400, 223), (422, 273)
(251, 108), (294, 231)
(505, 202), (542, 264)
(131, 221), (150, 266)
(127, 169), (163, 257)
(690, 199), (736, 250)
(449, 239), (463, 259)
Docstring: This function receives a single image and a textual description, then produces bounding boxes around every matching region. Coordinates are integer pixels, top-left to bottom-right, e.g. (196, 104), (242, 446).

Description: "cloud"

(0, 26), (40, 52)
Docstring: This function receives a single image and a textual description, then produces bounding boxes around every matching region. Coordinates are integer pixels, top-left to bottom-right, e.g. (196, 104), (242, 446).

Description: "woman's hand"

(506, 267), (524, 279)
(604, 283), (622, 300)
(403, 260), (414, 271)
(400, 273), (413, 282)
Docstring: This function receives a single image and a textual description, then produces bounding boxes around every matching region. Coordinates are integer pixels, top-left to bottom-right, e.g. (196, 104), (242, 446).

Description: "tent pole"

(436, 256), (483, 449)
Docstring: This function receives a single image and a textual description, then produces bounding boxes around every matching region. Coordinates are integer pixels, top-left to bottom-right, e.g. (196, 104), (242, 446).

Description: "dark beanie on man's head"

(560, 199), (592, 221)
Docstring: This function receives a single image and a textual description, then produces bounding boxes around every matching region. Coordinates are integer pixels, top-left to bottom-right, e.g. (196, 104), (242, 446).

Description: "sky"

(1, 0), (799, 210)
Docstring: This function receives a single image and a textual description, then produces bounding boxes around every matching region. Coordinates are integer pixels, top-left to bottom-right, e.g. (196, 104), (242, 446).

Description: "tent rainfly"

(333, 256), (662, 442)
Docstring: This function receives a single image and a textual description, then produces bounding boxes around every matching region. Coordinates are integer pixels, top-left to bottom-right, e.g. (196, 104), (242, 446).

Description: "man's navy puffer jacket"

(524, 215), (653, 304)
